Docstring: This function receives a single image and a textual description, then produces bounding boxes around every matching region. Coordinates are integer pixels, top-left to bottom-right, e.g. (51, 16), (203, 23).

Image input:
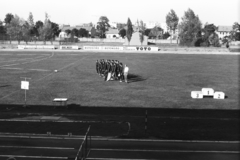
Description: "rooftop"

(217, 26), (232, 32)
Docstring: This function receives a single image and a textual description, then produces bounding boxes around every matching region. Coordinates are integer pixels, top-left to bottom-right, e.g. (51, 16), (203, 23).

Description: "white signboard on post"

(21, 81), (29, 90)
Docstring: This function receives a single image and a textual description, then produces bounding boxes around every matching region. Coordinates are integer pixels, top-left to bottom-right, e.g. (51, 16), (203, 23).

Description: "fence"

(75, 125), (91, 160)
(78, 37), (177, 44)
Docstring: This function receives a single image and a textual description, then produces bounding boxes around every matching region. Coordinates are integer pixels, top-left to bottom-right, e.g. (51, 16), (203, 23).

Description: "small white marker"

(54, 70), (58, 72)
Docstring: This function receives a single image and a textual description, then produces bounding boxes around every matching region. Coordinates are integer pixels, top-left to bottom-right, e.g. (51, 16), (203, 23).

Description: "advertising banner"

(18, 45), (25, 49)
(60, 46), (80, 50)
(83, 46), (123, 50)
(135, 46), (158, 51)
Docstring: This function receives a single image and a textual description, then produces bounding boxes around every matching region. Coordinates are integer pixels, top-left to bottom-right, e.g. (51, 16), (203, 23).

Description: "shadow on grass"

(127, 73), (147, 83)
(203, 96), (228, 99)
(0, 85), (11, 88)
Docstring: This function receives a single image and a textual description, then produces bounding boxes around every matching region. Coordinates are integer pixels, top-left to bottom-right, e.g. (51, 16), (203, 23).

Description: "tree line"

(0, 9), (239, 46)
(0, 13), (60, 44)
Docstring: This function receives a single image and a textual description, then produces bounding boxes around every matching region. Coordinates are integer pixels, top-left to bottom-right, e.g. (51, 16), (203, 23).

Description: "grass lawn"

(0, 50), (239, 140)
(0, 51), (239, 109)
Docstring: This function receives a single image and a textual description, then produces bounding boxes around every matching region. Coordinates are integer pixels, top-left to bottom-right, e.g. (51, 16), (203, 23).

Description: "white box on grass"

(202, 88), (214, 96)
(191, 91), (203, 99)
(214, 92), (225, 99)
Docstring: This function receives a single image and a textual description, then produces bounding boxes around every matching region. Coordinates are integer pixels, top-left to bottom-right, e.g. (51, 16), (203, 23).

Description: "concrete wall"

(0, 41), (60, 45)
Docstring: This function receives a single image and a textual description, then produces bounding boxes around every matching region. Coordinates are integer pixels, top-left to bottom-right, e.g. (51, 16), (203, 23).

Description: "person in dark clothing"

(115, 61), (119, 80)
(119, 62), (124, 82)
(96, 60), (100, 76)
(111, 62), (116, 80)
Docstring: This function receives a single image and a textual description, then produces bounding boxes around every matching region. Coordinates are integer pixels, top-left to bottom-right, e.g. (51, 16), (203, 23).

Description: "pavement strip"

(0, 155), (68, 159)
(0, 145), (74, 150)
(91, 148), (240, 154)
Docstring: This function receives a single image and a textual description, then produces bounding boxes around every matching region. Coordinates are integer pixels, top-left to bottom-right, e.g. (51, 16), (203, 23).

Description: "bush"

(208, 32), (220, 47)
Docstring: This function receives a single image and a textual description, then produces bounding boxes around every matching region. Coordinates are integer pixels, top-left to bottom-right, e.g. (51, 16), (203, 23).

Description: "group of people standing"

(96, 59), (129, 83)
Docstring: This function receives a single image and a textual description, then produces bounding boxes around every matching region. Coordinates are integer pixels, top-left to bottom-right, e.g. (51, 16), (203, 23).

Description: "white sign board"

(214, 92), (225, 99)
(202, 88), (214, 96)
(21, 81), (29, 90)
(191, 91), (203, 99)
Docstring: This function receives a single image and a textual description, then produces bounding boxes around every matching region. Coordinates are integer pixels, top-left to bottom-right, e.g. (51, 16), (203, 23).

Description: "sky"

(0, 0), (239, 26)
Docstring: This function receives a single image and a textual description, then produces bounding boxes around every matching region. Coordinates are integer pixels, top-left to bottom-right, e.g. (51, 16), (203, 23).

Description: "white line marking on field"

(0, 53), (85, 100)
(1, 63), (20, 67)
(0, 68), (51, 72)
(29, 69), (51, 72)
(91, 148), (240, 154)
(0, 145), (74, 150)
(0, 155), (68, 159)
(0, 55), (47, 64)
(0, 67), (23, 70)
(35, 56), (85, 82)
(0, 53), (54, 68)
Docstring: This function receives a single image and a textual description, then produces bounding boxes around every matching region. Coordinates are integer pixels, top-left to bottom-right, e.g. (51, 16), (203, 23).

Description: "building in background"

(59, 25), (96, 38)
(105, 28), (120, 38)
(216, 26), (232, 39)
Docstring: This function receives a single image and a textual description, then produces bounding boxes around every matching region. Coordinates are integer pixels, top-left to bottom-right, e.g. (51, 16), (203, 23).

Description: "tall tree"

(71, 28), (79, 37)
(50, 21), (60, 39)
(126, 18), (133, 45)
(38, 13), (52, 44)
(21, 21), (31, 44)
(34, 20), (43, 37)
(230, 22), (240, 41)
(35, 20), (44, 29)
(139, 20), (146, 45)
(0, 20), (7, 40)
(27, 12), (34, 27)
(6, 14), (24, 44)
(201, 23), (220, 47)
(78, 28), (88, 37)
(27, 12), (35, 40)
(178, 8), (202, 46)
(232, 22), (240, 32)
(4, 13), (14, 24)
(144, 29), (151, 37)
(96, 16), (110, 38)
(149, 26), (163, 39)
(166, 9), (179, 34)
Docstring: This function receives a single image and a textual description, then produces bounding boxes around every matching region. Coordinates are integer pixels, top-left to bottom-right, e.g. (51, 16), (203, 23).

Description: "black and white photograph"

(0, 0), (239, 159)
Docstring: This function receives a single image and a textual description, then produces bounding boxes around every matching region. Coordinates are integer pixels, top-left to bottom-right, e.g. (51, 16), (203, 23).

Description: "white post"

(21, 77), (31, 107)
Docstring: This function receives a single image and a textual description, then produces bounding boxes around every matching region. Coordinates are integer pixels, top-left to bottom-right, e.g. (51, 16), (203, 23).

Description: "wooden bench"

(53, 98), (68, 107)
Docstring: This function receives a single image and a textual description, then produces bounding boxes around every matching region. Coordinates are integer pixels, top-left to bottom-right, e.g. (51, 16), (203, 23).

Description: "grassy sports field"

(0, 50), (239, 109)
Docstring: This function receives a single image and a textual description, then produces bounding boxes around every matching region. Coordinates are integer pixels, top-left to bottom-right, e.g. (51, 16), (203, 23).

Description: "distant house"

(58, 25), (97, 38)
(105, 29), (120, 38)
(216, 26), (232, 39)
(59, 32), (70, 39)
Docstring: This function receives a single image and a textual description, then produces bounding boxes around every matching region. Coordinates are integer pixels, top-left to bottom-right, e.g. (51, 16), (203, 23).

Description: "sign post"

(20, 77), (31, 107)
(145, 110), (148, 136)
